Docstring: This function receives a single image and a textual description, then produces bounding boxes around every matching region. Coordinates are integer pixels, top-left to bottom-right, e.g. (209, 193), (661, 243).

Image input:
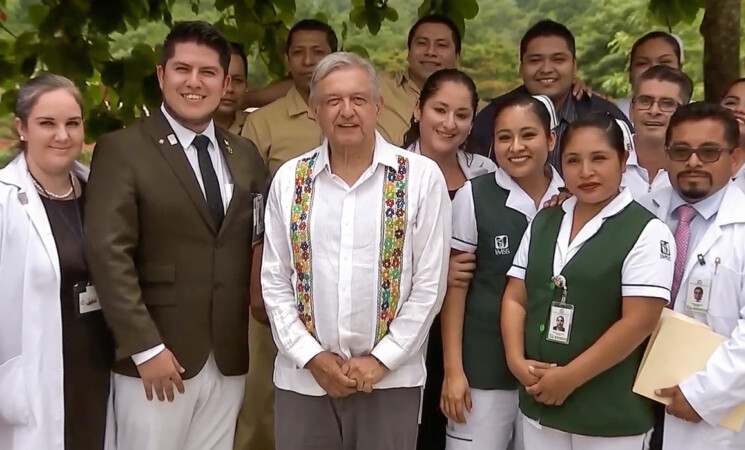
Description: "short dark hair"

(229, 42), (248, 76)
(161, 21), (230, 74)
(402, 68), (477, 151)
(630, 32), (682, 68)
(520, 19), (575, 60)
(286, 19), (338, 55)
(666, 102), (740, 148)
(637, 65), (694, 104)
(560, 112), (626, 161)
(723, 78), (745, 100)
(491, 93), (553, 137)
(407, 14), (462, 55)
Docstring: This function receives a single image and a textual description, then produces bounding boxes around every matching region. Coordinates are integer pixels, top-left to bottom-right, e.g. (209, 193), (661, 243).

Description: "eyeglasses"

(666, 144), (732, 163)
(633, 95), (680, 113)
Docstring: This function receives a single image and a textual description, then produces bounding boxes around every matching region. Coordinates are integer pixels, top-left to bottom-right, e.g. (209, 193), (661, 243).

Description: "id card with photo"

(685, 278), (711, 313)
(74, 283), (101, 315)
(546, 302), (574, 345)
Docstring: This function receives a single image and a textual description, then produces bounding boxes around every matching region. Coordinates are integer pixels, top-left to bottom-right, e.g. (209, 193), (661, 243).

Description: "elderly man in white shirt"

(261, 52), (451, 450)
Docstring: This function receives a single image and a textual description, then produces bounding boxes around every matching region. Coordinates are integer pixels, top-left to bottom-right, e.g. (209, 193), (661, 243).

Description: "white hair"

(309, 52), (381, 103)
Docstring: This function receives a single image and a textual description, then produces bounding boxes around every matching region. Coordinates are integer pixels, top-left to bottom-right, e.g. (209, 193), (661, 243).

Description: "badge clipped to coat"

(73, 282), (101, 315)
(685, 278), (711, 313)
(547, 275), (574, 345)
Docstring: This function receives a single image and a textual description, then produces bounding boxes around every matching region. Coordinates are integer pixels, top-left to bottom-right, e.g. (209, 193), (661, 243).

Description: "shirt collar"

(396, 70), (421, 96)
(286, 85), (310, 117)
(160, 104), (219, 151)
(561, 187), (634, 220)
(556, 92), (577, 124)
(669, 185), (727, 221)
(495, 166), (565, 220)
(312, 131), (398, 180)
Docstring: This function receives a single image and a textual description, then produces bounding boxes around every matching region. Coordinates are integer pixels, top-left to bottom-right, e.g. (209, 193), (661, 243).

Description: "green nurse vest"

(462, 174), (528, 390)
(521, 201), (657, 436)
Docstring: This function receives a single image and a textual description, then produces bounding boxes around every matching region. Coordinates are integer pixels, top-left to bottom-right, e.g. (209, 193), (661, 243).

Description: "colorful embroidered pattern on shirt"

(376, 155), (410, 343)
(290, 153), (318, 335)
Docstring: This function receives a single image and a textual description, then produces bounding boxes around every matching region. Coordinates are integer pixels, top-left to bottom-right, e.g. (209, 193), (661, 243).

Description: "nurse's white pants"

(445, 388), (522, 450)
(521, 413), (650, 450)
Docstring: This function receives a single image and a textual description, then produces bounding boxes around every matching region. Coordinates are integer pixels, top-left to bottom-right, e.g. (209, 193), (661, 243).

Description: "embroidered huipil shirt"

(262, 132), (451, 396)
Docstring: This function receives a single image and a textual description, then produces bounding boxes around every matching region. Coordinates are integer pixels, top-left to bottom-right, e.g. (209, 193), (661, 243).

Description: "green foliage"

(0, 0), (738, 146)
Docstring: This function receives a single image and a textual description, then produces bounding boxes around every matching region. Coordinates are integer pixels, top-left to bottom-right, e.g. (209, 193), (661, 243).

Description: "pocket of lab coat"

(0, 355), (32, 426)
(705, 263), (743, 333)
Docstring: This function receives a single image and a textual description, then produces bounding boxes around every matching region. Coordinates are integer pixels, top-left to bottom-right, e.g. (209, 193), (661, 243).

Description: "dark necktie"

(192, 135), (224, 229)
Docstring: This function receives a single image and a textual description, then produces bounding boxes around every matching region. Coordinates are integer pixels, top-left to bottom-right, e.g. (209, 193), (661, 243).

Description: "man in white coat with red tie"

(639, 102), (745, 450)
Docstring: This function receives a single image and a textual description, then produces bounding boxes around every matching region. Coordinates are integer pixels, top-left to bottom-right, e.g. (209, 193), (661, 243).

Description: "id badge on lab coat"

(74, 282), (101, 315)
(546, 302), (574, 345)
(685, 278), (711, 313)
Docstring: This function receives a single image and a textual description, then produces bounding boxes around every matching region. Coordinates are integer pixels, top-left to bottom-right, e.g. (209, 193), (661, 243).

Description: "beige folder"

(633, 308), (745, 432)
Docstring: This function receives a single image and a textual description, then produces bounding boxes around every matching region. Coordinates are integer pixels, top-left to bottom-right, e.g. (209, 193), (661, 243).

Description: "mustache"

(676, 170), (712, 182)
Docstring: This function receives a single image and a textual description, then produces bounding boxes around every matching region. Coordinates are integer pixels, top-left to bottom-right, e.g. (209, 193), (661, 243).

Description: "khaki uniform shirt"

(241, 86), (323, 175)
(229, 110), (250, 136)
(378, 70), (420, 147)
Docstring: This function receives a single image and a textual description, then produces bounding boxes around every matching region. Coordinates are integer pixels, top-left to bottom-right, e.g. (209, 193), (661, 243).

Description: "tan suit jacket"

(85, 109), (268, 379)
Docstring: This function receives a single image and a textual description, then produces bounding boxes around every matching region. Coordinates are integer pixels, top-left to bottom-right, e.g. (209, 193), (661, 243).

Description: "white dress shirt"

(408, 140), (497, 180)
(451, 166), (564, 253)
(508, 188), (675, 303)
(131, 105), (235, 366)
(622, 148), (671, 200)
(262, 132), (451, 396)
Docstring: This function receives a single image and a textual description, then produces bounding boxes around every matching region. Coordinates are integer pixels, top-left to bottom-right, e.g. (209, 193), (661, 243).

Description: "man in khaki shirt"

(233, 19), (337, 450)
(215, 42), (250, 135)
(378, 15), (461, 146)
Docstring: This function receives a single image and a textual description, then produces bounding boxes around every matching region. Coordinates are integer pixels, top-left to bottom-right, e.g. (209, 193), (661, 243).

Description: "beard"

(677, 170), (712, 201)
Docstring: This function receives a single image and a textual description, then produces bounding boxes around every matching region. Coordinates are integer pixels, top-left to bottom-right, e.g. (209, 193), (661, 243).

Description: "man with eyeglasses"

(638, 102), (745, 450)
(624, 65), (693, 199)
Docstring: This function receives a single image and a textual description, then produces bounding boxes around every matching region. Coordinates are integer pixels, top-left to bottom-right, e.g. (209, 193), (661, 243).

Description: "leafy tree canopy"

(0, 0), (738, 141)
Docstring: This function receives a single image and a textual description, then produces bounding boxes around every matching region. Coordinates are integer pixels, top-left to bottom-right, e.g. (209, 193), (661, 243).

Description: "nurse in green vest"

(440, 93), (564, 449)
(502, 113), (675, 450)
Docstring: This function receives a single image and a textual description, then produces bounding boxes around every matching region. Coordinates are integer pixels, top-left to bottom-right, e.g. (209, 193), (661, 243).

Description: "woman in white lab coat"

(0, 74), (113, 449)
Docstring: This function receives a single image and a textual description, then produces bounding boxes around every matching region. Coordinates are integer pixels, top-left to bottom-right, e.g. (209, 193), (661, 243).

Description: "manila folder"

(633, 308), (745, 432)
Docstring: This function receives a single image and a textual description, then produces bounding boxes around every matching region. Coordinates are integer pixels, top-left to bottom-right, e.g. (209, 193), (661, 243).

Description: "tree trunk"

(700, 0), (741, 101)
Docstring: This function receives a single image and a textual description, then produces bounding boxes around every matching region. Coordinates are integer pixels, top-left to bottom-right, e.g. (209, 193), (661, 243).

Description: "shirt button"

(539, 324), (545, 332)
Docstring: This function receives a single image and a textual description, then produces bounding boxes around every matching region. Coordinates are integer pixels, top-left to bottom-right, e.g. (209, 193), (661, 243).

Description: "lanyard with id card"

(35, 173), (101, 317)
(546, 275), (574, 345)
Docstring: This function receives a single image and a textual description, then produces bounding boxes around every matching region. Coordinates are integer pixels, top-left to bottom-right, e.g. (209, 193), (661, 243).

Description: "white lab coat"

(0, 153), (91, 449)
(639, 182), (745, 449)
(734, 163), (745, 193)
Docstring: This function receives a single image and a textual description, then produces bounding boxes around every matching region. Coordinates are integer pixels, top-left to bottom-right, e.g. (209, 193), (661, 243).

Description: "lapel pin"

(18, 192), (28, 205)
(158, 139), (165, 145)
(224, 139), (234, 155)
(168, 134), (178, 146)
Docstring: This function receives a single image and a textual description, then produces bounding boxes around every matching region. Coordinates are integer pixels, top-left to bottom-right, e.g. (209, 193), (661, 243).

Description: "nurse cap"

(532, 94), (559, 130)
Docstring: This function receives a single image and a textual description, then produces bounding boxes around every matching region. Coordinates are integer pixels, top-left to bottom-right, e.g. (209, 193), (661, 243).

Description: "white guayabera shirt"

(262, 131), (451, 396)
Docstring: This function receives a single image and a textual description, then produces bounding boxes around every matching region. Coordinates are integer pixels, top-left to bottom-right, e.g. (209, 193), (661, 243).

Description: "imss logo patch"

(494, 235), (510, 256)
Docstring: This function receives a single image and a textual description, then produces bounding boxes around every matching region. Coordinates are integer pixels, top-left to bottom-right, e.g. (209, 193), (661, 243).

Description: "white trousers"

(445, 388), (522, 450)
(108, 353), (245, 450)
(521, 414), (649, 450)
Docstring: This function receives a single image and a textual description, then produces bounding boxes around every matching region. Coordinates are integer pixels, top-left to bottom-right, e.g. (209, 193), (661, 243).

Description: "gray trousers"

(275, 387), (420, 450)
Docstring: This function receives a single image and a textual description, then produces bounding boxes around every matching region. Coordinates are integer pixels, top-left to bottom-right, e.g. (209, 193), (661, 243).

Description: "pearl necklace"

(32, 172), (75, 199)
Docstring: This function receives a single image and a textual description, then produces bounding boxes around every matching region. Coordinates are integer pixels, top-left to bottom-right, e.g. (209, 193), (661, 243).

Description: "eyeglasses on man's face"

(633, 95), (680, 113)
(666, 144), (731, 163)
